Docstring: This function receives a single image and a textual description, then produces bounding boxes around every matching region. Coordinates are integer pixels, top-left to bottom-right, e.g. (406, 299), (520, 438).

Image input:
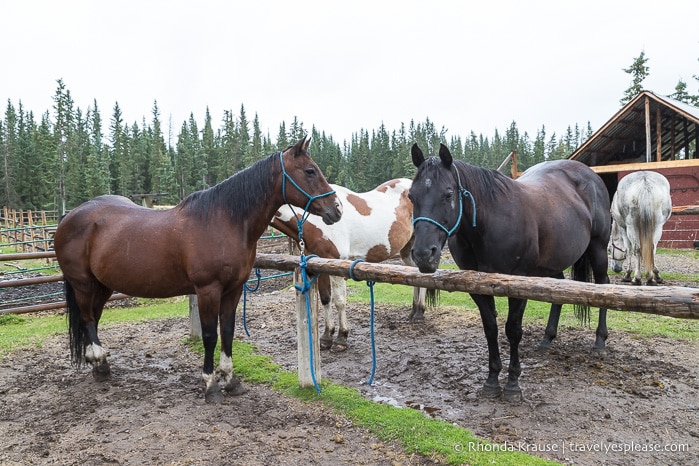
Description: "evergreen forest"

(2, 51), (698, 214)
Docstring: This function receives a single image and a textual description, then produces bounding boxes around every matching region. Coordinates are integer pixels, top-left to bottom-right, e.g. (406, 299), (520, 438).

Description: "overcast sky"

(2, 1), (698, 145)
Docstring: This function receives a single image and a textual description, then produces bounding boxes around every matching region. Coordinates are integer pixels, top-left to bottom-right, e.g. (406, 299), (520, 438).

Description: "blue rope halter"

(279, 151), (336, 230)
(411, 165), (476, 246)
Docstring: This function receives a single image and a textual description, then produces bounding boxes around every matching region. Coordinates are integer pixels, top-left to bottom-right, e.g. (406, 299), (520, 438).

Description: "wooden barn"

(568, 90), (699, 249)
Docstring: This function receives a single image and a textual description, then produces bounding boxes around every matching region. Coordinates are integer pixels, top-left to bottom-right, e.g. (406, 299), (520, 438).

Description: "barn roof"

(569, 90), (699, 173)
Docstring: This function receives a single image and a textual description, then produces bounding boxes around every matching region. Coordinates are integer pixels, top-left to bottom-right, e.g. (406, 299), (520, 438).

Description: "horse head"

(279, 136), (342, 225)
(608, 220), (627, 273)
(409, 143), (463, 273)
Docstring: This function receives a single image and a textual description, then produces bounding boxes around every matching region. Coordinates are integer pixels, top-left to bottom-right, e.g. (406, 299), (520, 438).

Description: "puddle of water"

(405, 400), (442, 417)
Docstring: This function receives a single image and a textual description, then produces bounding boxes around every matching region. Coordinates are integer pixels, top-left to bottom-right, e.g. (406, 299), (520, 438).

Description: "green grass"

(0, 297), (188, 359)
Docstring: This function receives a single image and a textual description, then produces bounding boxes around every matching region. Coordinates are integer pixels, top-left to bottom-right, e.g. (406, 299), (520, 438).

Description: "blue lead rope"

(349, 259), (376, 386)
(242, 268), (262, 337)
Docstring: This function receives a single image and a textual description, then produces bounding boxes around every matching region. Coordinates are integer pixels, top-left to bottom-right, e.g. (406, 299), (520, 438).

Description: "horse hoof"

(91, 361), (111, 380)
(320, 338), (333, 350)
(205, 386), (225, 404)
(225, 382), (248, 396)
(480, 384), (502, 399)
(537, 338), (553, 351)
(408, 310), (425, 323)
(224, 376), (248, 396)
(330, 342), (348, 352)
(503, 387), (523, 402)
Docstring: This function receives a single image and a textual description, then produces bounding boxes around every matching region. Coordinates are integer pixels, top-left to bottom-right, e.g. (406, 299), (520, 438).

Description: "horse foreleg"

(503, 298), (526, 402)
(472, 294), (502, 398)
(218, 289), (247, 396)
(408, 286), (427, 322)
(330, 275), (349, 352)
(318, 274), (335, 350)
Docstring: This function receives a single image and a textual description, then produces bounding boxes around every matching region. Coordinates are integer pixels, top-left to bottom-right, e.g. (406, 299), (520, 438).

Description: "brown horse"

(54, 137), (342, 403)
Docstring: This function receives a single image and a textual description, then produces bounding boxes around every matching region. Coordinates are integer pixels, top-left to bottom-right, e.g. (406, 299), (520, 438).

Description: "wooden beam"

(672, 205), (699, 215)
(253, 254), (699, 319)
(588, 158), (699, 174)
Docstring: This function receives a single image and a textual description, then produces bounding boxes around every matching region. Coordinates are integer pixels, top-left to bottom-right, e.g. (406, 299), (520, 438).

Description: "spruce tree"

(620, 51), (650, 105)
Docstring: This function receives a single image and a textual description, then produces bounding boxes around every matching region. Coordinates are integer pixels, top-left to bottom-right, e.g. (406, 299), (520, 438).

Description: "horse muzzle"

(411, 247), (441, 274)
(321, 198), (343, 225)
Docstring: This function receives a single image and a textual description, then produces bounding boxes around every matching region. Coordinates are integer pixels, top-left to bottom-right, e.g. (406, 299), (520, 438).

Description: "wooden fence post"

(295, 267), (321, 388)
(188, 295), (202, 339)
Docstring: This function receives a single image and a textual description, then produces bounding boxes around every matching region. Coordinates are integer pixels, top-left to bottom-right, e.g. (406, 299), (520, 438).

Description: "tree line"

(1, 52), (697, 213)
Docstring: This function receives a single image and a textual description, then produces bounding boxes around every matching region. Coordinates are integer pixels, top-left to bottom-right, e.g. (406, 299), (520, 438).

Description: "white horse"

(609, 171), (672, 285)
(271, 178), (434, 351)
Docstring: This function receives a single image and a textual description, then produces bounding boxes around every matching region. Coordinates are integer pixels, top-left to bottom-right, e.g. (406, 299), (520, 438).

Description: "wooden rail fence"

(4, 250), (698, 388)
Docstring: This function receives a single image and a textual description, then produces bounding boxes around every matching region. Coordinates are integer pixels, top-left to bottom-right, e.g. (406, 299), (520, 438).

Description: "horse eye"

(305, 168), (316, 176)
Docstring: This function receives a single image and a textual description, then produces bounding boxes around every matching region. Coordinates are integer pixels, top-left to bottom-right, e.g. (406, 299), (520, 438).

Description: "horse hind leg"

(66, 279), (113, 379)
(218, 290), (247, 398)
(538, 272), (565, 350)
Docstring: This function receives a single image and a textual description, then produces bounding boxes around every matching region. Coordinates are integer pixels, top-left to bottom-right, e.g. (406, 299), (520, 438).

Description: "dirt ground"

(1, 254), (697, 465)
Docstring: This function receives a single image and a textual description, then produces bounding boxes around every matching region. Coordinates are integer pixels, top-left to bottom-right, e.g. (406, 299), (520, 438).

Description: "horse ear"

(438, 143), (453, 167)
(411, 143), (425, 167)
(291, 135), (311, 156)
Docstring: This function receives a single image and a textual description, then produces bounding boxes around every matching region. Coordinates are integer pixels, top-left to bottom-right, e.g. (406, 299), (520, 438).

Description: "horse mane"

(179, 152), (280, 223)
(452, 159), (513, 203)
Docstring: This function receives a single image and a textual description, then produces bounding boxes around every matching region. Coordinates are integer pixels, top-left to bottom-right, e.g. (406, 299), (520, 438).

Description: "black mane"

(179, 151), (280, 223)
(453, 159), (514, 204)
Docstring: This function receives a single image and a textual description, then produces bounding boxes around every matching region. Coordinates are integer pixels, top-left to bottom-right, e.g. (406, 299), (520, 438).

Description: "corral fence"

(1, 207), (59, 253)
(0, 230), (294, 315)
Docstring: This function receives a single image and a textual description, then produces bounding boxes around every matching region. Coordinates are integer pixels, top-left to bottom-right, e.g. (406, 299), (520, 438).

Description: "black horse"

(409, 143), (611, 401)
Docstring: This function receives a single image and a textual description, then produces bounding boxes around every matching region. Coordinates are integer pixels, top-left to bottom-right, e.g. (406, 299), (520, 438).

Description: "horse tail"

(65, 279), (86, 367)
(426, 288), (440, 308)
(636, 198), (656, 280)
(571, 254), (592, 325)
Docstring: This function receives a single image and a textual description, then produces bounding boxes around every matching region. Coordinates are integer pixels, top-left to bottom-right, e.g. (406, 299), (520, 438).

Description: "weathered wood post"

(295, 267), (321, 388)
(188, 295), (202, 339)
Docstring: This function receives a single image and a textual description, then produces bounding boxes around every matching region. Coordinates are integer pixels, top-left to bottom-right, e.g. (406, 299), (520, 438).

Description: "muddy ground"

(1, 254), (697, 465)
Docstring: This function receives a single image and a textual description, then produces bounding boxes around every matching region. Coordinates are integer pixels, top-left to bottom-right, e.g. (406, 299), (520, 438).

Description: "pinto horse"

(54, 137), (342, 403)
(609, 170), (672, 285)
(271, 178), (433, 351)
(409, 143), (611, 401)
